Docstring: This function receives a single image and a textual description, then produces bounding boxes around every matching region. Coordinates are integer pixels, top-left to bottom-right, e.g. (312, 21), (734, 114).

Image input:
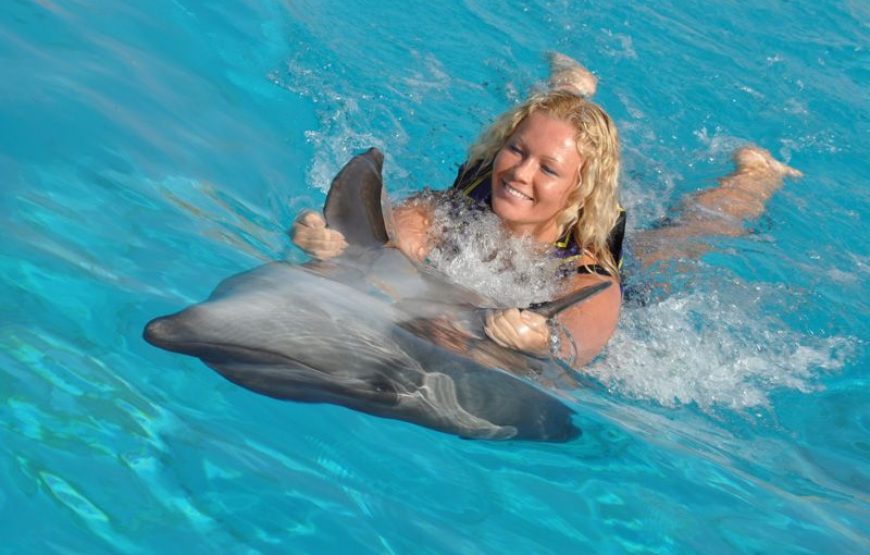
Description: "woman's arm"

(291, 211), (348, 259)
(554, 272), (621, 366)
(484, 270), (621, 368)
(291, 197), (436, 261)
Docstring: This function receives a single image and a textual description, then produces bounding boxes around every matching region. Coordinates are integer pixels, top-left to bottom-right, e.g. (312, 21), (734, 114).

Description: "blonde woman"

(295, 88), (623, 367)
(293, 54), (800, 367)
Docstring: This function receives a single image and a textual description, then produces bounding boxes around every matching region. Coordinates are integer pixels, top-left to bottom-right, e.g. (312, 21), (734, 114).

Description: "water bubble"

(424, 193), (563, 308)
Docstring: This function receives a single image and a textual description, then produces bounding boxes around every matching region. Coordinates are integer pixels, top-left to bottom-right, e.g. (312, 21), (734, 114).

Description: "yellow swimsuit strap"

(460, 169), (491, 197)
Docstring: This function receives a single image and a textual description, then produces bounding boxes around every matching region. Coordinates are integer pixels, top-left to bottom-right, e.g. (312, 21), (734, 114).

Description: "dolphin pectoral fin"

(390, 327), (581, 442)
(323, 147), (390, 248)
(531, 281), (612, 319)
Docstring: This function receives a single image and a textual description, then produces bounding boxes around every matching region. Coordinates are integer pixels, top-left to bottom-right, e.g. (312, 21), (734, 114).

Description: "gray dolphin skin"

(144, 148), (610, 442)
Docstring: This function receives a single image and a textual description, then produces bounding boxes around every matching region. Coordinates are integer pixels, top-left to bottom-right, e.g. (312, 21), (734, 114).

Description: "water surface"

(1, 1), (867, 553)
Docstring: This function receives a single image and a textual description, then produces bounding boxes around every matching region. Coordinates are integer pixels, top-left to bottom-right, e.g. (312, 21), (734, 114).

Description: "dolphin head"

(144, 262), (405, 406)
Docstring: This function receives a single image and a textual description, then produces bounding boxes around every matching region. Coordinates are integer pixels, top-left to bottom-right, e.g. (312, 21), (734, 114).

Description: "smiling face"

(490, 111), (583, 243)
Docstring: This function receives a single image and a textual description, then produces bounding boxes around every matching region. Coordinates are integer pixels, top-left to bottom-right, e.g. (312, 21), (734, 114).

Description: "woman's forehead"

(512, 112), (584, 163)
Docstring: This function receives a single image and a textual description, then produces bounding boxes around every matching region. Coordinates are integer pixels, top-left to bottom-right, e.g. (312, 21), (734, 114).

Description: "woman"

(294, 86), (622, 367)
(292, 54), (800, 368)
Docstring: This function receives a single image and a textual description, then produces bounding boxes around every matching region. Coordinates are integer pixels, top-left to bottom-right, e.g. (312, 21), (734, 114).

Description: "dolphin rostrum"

(144, 148), (610, 442)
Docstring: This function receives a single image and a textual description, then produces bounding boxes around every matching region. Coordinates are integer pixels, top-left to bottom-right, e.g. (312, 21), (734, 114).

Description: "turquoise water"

(2, 0), (867, 553)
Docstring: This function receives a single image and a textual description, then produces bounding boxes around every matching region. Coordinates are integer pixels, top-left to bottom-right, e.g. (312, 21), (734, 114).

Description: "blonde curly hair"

(465, 89), (622, 277)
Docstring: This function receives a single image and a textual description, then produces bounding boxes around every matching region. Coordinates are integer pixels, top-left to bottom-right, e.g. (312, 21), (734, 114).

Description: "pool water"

(2, 1), (867, 553)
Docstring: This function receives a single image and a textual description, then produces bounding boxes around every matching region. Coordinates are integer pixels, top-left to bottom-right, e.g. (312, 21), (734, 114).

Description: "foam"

(404, 194), (851, 413)
(271, 48), (458, 196)
(587, 281), (853, 410)
(423, 194), (563, 308)
(692, 127), (747, 162)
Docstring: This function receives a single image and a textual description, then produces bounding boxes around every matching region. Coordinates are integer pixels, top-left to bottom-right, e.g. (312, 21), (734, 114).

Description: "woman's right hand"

(484, 308), (550, 357)
(291, 211), (348, 260)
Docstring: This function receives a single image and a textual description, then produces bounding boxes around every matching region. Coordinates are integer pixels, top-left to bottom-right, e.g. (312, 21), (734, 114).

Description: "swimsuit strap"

(452, 162), (493, 204)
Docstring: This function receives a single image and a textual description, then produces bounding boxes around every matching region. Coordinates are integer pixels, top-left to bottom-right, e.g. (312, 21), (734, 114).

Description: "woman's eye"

(542, 165), (558, 176)
(508, 143), (523, 154)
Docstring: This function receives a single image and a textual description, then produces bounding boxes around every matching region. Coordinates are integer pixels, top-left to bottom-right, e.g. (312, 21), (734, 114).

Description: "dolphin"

(144, 148), (610, 442)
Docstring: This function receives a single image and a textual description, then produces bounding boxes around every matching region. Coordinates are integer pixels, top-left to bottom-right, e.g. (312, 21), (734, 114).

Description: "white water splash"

(588, 285), (853, 410)
(424, 194), (563, 308)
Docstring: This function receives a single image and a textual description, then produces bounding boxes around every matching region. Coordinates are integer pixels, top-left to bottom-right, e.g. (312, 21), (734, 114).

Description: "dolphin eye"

(369, 376), (396, 398)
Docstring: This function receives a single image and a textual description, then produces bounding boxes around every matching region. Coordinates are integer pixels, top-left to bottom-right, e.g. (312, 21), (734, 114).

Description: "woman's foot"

(547, 52), (597, 98)
(692, 145), (802, 221)
(733, 146), (803, 179)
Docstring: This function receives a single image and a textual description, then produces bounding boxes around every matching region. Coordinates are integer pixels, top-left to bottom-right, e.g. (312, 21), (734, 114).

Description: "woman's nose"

(509, 158), (536, 183)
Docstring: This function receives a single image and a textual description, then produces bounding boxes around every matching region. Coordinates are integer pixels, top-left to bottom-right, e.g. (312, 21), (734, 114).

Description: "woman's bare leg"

(634, 146), (803, 266)
(692, 146), (802, 220)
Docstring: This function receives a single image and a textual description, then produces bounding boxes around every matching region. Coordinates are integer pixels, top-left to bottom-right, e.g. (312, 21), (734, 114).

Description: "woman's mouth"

(502, 181), (534, 202)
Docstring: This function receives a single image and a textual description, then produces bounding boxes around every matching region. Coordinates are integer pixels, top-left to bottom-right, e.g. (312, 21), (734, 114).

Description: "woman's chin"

(492, 196), (533, 223)
(493, 204), (559, 242)
(492, 201), (523, 229)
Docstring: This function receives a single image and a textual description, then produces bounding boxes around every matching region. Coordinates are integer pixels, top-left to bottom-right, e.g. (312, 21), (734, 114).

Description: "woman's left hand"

(390, 202), (433, 263)
(484, 308), (549, 357)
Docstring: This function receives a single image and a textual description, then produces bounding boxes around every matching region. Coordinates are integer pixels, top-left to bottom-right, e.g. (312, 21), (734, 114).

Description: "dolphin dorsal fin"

(323, 148), (390, 248)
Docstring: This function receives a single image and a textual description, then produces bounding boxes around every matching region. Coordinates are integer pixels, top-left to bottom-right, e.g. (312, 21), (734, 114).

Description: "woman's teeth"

(504, 182), (533, 201)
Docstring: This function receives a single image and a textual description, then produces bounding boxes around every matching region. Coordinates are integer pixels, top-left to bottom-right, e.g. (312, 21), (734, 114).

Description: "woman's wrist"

(547, 318), (577, 367)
